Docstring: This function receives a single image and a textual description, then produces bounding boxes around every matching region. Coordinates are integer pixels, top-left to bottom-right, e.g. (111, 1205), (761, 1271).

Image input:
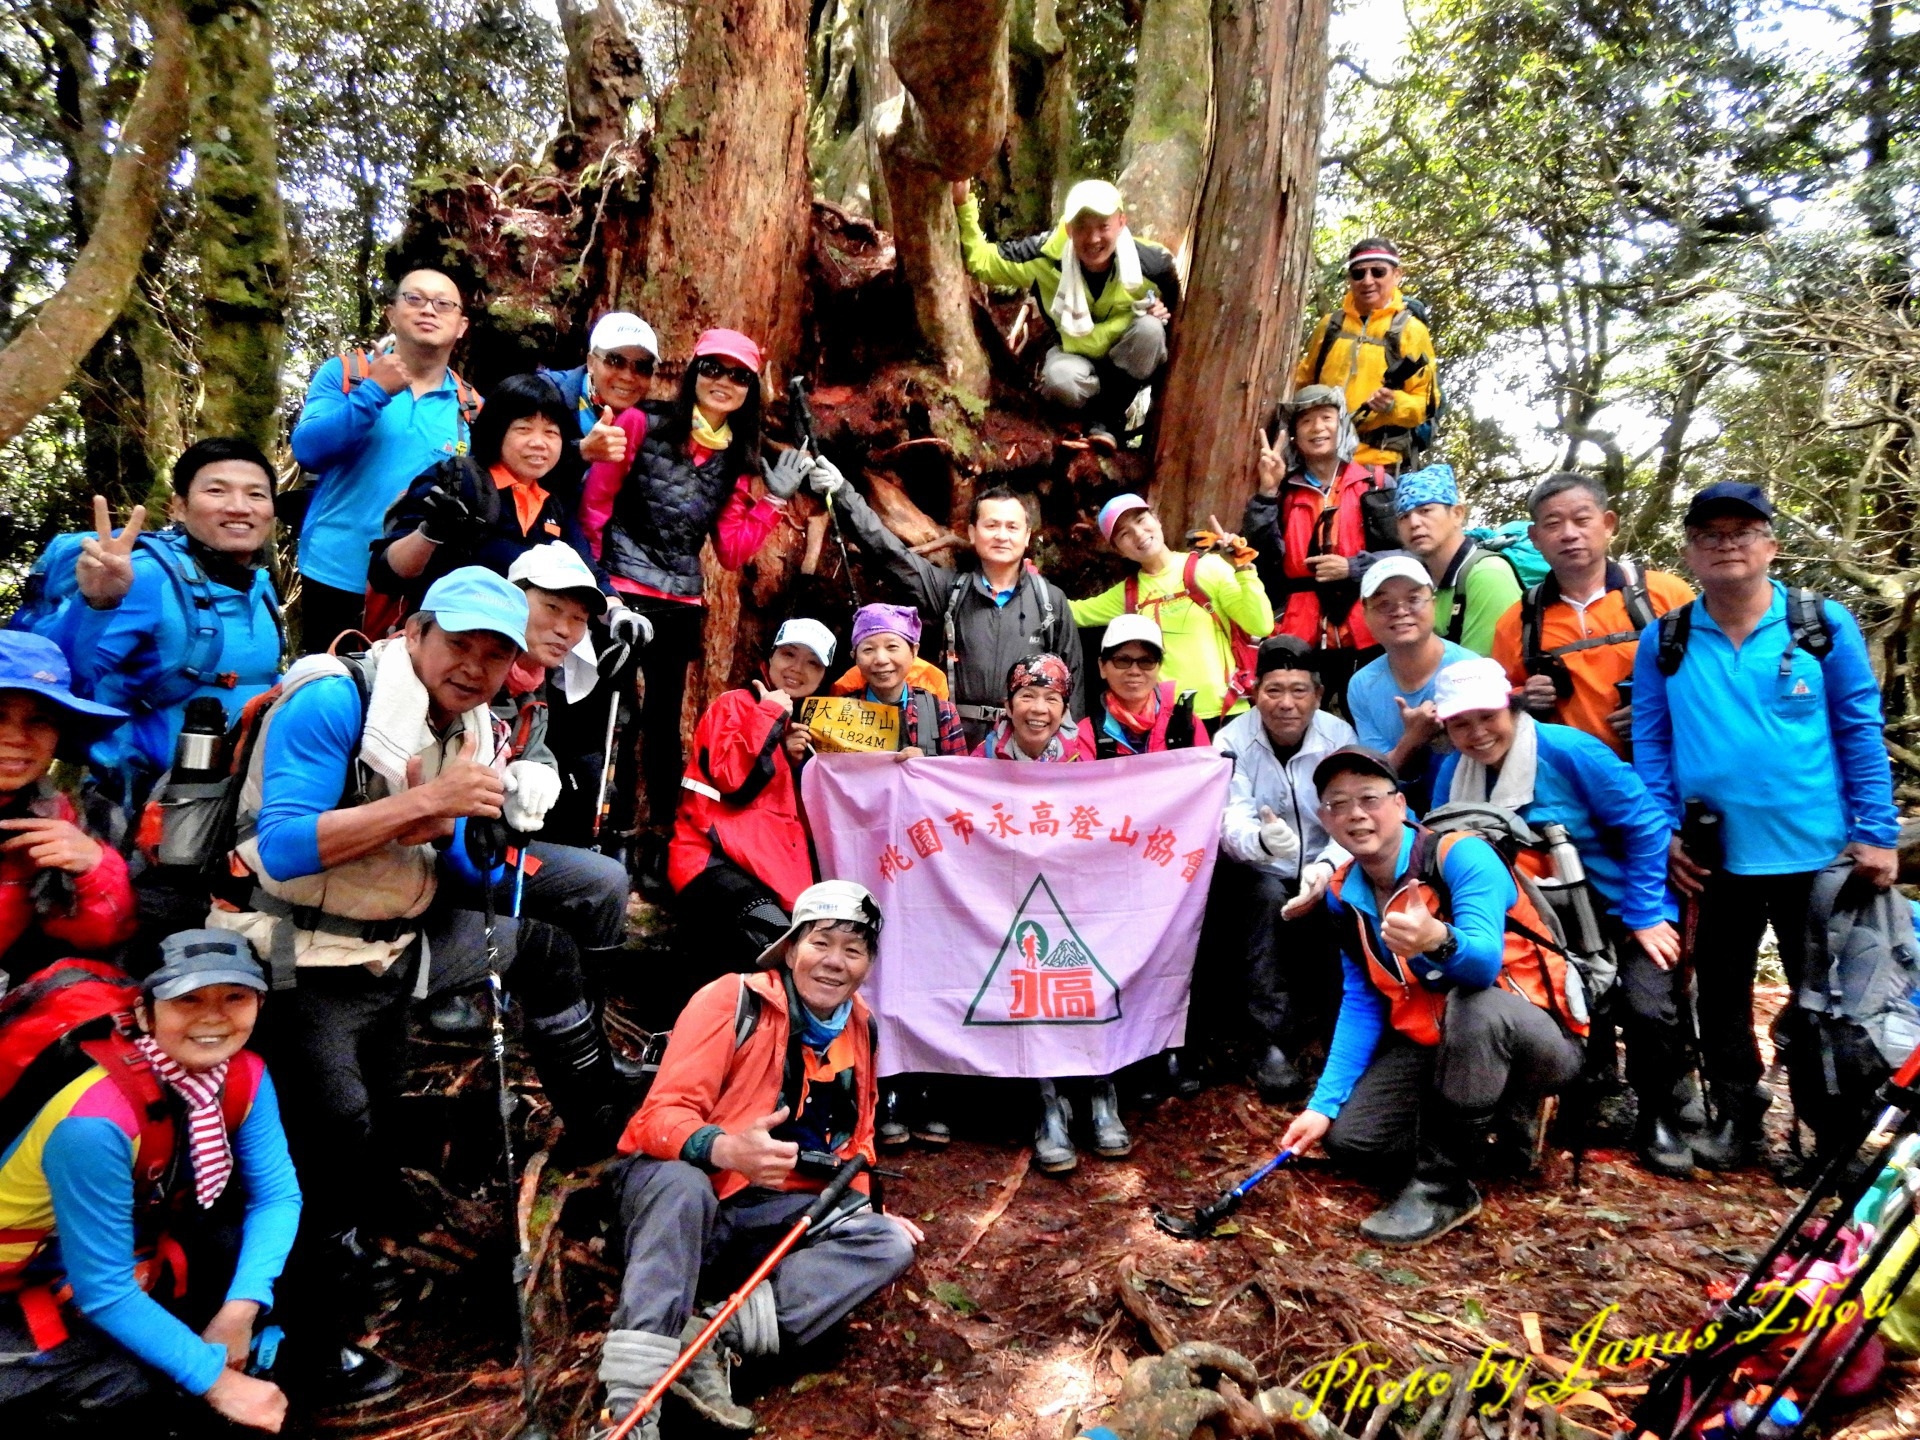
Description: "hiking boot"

(1165, 1048), (1202, 1099)
(590, 1402), (658, 1440)
(877, 1086), (910, 1148)
(421, 989), (489, 1041)
(1674, 1072), (1708, 1131)
(1692, 1081), (1773, 1171)
(1034, 1080), (1078, 1173)
(282, 1343), (406, 1409)
(672, 1312), (755, 1430)
(1637, 1109), (1697, 1179)
(528, 1002), (623, 1168)
(1088, 1077), (1132, 1158)
(1358, 1177), (1483, 1249)
(1253, 1045), (1306, 1103)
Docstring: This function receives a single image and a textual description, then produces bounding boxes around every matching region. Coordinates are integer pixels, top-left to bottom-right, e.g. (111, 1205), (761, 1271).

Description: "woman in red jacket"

(667, 618), (837, 984)
(0, 631), (136, 986)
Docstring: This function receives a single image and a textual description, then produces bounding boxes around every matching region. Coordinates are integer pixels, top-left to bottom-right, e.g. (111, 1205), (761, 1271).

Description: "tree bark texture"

(187, 0), (291, 454)
(977, 0), (1071, 240)
(1118, 0), (1212, 258)
(877, 0), (1013, 393)
(0, 0), (190, 452)
(556, 0), (648, 158)
(1148, 0), (1329, 534)
(639, 0), (811, 374)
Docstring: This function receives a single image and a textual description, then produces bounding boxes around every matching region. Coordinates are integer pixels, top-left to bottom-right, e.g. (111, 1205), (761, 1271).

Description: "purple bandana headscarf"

(851, 603), (922, 650)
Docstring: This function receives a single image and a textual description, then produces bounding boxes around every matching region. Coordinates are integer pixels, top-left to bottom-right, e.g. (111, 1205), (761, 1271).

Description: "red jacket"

(668, 689), (815, 909)
(0, 790), (137, 976)
(1272, 462), (1391, 649)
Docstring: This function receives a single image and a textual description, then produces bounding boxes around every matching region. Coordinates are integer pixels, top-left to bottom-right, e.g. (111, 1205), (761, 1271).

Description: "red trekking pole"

(602, 1154), (871, 1440)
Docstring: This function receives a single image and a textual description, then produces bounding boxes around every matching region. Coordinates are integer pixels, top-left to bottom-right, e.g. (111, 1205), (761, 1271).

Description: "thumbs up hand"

(1381, 892), (1450, 961)
(1256, 804), (1300, 867)
(580, 404), (629, 465)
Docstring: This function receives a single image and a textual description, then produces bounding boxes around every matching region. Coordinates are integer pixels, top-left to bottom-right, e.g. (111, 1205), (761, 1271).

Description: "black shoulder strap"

(733, 978), (762, 1049)
(1655, 600), (1695, 677)
(1618, 559), (1656, 632)
(911, 689), (939, 752)
(1520, 580), (1549, 664)
(1443, 549), (1484, 644)
(1788, 588), (1834, 661)
(1310, 313), (1342, 384)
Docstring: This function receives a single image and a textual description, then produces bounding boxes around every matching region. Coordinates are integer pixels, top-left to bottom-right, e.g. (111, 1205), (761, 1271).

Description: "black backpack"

(1654, 588), (1833, 677)
(1519, 560), (1657, 696)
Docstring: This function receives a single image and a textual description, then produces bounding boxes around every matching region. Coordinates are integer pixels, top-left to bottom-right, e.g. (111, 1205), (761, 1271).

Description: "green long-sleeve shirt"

(1432, 545), (1524, 657)
(1071, 552), (1275, 719)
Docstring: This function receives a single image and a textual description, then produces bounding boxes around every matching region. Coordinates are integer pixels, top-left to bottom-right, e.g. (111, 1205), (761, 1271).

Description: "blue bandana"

(799, 998), (853, 1052)
(1394, 463), (1459, 516)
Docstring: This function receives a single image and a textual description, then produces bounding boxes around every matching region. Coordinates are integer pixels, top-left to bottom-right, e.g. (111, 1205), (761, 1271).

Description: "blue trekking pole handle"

(511, 841), (527, 919)
(1154, 1147), (1297, 1239)
(1232, 1147), (1296, 1199)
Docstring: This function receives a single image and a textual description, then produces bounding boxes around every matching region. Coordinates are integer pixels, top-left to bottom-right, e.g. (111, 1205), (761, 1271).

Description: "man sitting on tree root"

(950, 178), (1179, 450)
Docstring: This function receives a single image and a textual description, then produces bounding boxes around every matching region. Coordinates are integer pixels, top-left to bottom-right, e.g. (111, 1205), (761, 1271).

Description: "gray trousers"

(609, 1156), (914, 1346)
(1039, 314), (1168, 408)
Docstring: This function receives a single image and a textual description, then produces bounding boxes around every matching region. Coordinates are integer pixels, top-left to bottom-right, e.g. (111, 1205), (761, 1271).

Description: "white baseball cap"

(589, 312), (659, 359)
(755, 880), (884, 968)
(1433, 657), (1515, 720)
(1061, 179), (1124, 222)
(1359, 553), (1435, 601)
(772, 617), (837, 669)
(507, 541), (608, 615)
(1099, 614), (1164, 657)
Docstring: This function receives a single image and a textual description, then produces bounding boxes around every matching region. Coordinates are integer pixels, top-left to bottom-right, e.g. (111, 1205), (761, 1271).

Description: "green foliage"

(1059, 0), (1137, 180)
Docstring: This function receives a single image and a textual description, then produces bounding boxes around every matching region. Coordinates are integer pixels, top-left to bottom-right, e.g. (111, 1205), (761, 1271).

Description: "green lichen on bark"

(188, 0), (290, 453)
(1118, 0), (1211, 250)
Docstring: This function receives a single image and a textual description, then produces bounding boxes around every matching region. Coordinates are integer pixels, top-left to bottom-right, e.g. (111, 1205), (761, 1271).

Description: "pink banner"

(802, 750), (1232, 1078)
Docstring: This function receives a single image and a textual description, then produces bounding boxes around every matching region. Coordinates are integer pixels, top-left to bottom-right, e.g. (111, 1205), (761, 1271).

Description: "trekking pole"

(1633, 1038), (1920, 1438)
(481, 840), (550, 1440)
(1153, 1149), (1295, 1239)
(603, 1153), (871, 1440)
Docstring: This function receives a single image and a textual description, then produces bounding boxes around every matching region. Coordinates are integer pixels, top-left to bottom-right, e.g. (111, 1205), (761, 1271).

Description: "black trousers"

(1603, 916), (1690, 1106)
(1323, 988), (1584, 1184)
(670, 859), (790, 995)
(621, 598), (706, 835)
(297, 577), (367, 655)
(1691, 868), (1817, 1091)
(1193, 860), (1341, 1057)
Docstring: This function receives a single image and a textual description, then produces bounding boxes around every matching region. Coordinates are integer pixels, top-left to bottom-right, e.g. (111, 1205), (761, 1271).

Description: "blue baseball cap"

(1683, 482), (1774, 528)
(0, 631), (128, 732)
(418, 566), (529, 650)
(144, 928), (268, 1000)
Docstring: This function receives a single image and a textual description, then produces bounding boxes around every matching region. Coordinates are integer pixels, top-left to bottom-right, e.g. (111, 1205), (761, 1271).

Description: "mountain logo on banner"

(964, 873), (1121, 1026)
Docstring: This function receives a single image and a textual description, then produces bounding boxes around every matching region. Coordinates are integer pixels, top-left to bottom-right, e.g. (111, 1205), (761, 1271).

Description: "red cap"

(693, 328), (763, 373)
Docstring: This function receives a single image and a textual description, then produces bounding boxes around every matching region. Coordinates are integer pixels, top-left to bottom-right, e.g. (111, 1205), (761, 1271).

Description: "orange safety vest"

(1327, 826), (1586, 1046)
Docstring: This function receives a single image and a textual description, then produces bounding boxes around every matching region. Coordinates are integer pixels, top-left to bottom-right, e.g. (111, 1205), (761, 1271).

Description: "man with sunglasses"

(544, 311), (662, 469)
(1294, 239), (1440, 471)
(1632, 482), (1899, 1171)
(292, 267), (477, 651)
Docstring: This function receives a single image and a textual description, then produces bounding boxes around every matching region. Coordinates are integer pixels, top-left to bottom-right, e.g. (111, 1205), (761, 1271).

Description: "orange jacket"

(619, 969), (878, 1201)
(1491, 565), (1692, 756)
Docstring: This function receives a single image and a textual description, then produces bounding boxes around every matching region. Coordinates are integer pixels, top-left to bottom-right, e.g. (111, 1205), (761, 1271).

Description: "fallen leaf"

(1404, 1310), (1448, 1324)
(1382, 1268), (1423, 1286)
(929, 1281), (981, 1316)
(791, 1373), (829, 1394)
(1464, 1297), (1488, 1325)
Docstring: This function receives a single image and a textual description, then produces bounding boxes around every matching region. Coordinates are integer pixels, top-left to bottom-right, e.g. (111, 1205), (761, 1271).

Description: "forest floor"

(287, 974), (1920, 1440)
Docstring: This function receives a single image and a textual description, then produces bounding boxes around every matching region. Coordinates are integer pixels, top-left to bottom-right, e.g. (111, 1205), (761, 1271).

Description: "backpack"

(1125, 552), (1261, 708)
(1306, 301), (1445, 464)
(1655, 588), (1833, 677)
(7, 527), (286, 715)
(1519, 559), (1657, 695)
(1439, 540), (1527, 646)
(338, 348), (482, 432)
(1464, 523), (1550, 586)
(1421, 802), (1616, 1026)
(1779, 858), (1920, 1161)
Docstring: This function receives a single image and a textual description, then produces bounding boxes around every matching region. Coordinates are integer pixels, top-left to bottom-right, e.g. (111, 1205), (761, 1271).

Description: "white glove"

(809, 456), (846, 498)
(1257, 805), (1301, 867)
(502, 760), (563, 834)
(605, 605), (652, 650)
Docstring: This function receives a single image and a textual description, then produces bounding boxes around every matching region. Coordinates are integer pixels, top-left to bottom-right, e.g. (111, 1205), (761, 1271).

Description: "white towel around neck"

(1445, 708), (1540, 811)
(1050, 228), (1144, 339)
(357, 636), (498, 790)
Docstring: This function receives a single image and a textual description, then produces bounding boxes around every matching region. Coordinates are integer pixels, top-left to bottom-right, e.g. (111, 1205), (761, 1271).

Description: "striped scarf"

(132, 1035), (232, 1209)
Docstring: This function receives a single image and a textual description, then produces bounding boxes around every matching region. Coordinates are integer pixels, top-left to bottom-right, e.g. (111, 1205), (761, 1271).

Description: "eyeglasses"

(1348, 265), (1395, 281)
(1318, 790), (1399, 818)
(597, 351), (655, 376)
(1103, 653), (1160, 671)
(397, 290), (463, 316)
(695, 356), (757, 387)
(1367, 594), (1433, 616)
(1687, 527), (1772, 551)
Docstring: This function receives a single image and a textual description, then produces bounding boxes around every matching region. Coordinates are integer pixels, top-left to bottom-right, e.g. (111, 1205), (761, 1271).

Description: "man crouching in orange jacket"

(590, 881), (921, 1439)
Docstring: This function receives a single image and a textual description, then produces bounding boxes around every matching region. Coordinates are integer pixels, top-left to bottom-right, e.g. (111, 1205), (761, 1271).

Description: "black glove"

(417, 485), (476, 545)
(606, 606), (652, 650)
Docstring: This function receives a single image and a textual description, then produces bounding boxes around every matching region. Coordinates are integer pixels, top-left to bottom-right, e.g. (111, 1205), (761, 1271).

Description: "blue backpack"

(1464, 522), (1551, 588)
(7, 526), (284, 715)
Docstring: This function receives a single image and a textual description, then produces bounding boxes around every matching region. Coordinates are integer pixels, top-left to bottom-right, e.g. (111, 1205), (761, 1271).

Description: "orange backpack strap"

(449, 370), (483, 429)
(339, 347), (372, 394)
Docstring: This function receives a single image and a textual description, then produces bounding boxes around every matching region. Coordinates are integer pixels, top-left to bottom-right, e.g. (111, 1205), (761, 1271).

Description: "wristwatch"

(1423, 926), (1459, 981)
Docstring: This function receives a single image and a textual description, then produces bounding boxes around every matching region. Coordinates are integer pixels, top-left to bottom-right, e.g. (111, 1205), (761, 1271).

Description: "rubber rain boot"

(1691, 1080), (1772, 1171)
(1360, 1114), (1483, 1249)
(877, 1085), (910, 1148)
(1034, 1079), (1078, 1174)
(1253, 1045), (1306, 1103)
(528, 1000), (623, 1168)
(1088, 1076), (1133, 1158)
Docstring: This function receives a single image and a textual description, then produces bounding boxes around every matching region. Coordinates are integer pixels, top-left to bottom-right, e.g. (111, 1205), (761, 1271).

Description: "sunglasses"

(695, 356), (757, 387)
(1348, 264), (1396, 281)
(597, 351), (654, 375)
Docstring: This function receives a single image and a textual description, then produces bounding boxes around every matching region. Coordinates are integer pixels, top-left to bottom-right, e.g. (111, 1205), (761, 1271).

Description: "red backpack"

(1124, 551), (1262, 707)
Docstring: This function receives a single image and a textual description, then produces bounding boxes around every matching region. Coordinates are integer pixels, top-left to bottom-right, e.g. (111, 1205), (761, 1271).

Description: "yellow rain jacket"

(1295, 289), (1440, 468)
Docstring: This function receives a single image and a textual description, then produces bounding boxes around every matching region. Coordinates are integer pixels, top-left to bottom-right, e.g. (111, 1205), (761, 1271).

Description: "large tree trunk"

(0, 0), (190, 451)
(556, 0), (648, 158)
(977, 0), (1071, 240)
(187, 0), (290, 453)
(876, 0), (1013, 392)
(1148, 0), (1329, 533)
(1117, 0), (1212, 258)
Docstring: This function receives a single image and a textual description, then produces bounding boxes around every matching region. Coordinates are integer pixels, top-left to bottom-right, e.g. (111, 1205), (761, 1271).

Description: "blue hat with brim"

(1683, 482), (1774, 528)
(419, 566), (529, 650)
(0, 631), (129, 735)
(144, 928), (268, 1000)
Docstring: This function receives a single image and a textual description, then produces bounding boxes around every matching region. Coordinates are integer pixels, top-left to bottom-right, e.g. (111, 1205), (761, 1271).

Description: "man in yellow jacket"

(952, 177), (1180, 449)
(1295, 238), (1441, 470)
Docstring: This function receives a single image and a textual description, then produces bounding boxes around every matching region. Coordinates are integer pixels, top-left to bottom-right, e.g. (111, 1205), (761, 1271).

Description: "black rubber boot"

(1088, 1076), (1132, 1157)
(1635, 1082), (1698, 1178)
(528, 1002), (623, 1168)
(1691, 1081), (1772, 1171)
(1253, 1045), (1306, 1103)
(1034, 1080), (1078, 1174)
(912, 1080), (951, 1146)
(877, 1085), (910, 1148)
(1165, 1048), (1202, 1099)
(1360, 1115), (1483, 1249)
(280, 1342), (407, 1409)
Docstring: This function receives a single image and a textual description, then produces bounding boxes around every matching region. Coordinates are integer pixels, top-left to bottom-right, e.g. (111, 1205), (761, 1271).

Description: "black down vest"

(603, 402), (740, 600)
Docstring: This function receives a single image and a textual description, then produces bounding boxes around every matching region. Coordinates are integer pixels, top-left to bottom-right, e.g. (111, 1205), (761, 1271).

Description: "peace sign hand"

(76, 495), (147, 609)
(1254, 425), (1283, 497)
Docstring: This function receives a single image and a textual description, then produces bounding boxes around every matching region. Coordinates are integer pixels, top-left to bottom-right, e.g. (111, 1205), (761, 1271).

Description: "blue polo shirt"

(1347, 640), (1477, 756)
(1631, 581), (1898, 876)
(291, 358), (472, 592)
